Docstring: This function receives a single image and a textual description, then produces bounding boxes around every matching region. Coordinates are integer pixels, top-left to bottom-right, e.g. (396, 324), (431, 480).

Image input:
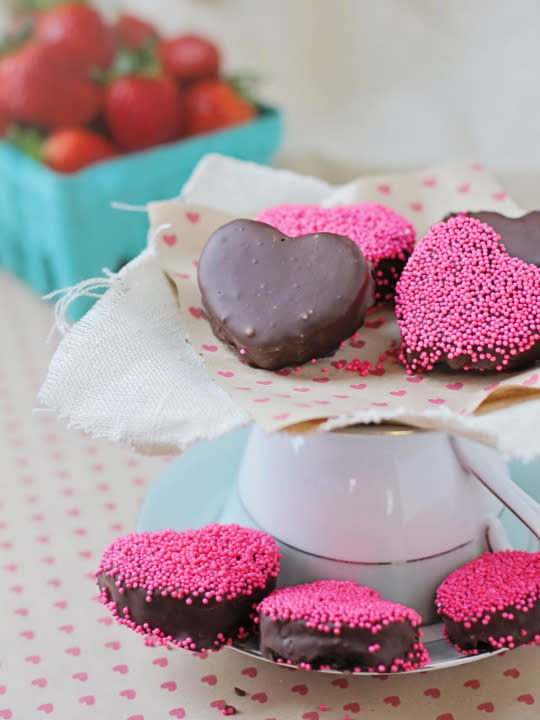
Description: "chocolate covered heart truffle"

(258, 580), (430, 672)
(256, 203), (415, 302)
(97, 524), (280, 651)
(197, 219), (375, 370)
(436, 551), (540, 656)
(396, 214), (540, 373)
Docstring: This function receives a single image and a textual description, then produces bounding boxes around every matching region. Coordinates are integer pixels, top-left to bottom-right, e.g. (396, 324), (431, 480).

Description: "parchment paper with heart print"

(148, 159), (540, 439)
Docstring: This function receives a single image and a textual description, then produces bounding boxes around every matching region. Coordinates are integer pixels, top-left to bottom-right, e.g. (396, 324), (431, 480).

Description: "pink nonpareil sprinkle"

(98, 525), (280, 602)
(436, 551), (540, 623)
(395, 214), (540, 373)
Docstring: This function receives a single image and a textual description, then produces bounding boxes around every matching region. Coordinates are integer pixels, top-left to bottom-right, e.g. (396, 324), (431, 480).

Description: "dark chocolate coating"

(404, 341), (540, 373)
(259, 614), (423, 672)
(443, 211), (540, 266)
(440, 601), (540, 654)
(197, 219), (375, 370)
(98, 572), (275, 651)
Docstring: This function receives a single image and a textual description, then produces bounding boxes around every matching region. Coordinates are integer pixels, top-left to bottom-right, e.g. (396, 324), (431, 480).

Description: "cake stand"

(137, 425), (540, 674)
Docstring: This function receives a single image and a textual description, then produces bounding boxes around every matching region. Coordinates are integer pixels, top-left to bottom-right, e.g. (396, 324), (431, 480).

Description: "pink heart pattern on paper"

(120, 689), (136, 700)
(343, 702), (360, 713)
(37, 704), (54, 714)
(169, 710), (186, 719)
(160, 681), (177, 692)
(251, 692), (268, 703)
(162, 234), (177, 247)
(477, 702), (495, 713)
(201, 675), (217, 686)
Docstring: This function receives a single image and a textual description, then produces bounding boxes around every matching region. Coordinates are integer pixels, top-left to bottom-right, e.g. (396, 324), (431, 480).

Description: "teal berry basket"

(0, 105), (282, 319)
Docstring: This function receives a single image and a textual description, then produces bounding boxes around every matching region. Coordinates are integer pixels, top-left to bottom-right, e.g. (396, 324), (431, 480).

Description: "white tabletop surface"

(1, 170), (539, 718)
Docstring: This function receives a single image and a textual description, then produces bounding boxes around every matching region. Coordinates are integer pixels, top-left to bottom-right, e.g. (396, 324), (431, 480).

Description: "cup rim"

(332, 423), (429, 436)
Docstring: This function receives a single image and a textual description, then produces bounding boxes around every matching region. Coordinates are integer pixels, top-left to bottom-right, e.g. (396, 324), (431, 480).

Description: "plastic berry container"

(0, 105), (281, 318)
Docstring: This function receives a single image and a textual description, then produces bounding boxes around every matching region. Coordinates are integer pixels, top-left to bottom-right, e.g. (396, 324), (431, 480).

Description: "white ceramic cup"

(222, 425), (510, 623)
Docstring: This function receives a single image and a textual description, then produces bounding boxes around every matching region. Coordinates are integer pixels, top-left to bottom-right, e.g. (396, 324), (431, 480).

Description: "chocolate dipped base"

(259, 614), (426, 673)
(197, 219), (375, 370)
(440, 602), (540, 656)
(98, 572), (275, 651)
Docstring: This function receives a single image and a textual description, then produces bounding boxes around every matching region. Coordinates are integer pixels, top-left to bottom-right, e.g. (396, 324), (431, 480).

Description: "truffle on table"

(436, 550), (540, 656)
(97, 524), (280, 651)
(257, 580), (429, 672)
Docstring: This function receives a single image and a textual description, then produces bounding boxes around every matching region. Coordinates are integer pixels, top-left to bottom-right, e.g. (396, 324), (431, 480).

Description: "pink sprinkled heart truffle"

(395, 214), (540, 373)
(436, 550), (540, 656)
(257, 579), (429, 672)
(97, 524), (280, 652)
(255, 203), (415, 302)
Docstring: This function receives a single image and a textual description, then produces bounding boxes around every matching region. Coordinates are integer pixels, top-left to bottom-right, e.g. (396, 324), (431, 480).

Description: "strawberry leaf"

(227, 72), (261, 105)
(6, 124), (45, 163)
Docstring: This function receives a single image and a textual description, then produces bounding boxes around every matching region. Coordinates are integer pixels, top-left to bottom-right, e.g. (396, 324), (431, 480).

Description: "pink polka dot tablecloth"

(0, 268), (538, 719)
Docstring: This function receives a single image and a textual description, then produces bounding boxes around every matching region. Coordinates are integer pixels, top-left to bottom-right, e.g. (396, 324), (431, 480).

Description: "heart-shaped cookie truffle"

(396, 214), (540, 373)
(198, 219), (375, 370)
(258, 580), (429, 672)
(256, 203), (415, 302)
(97, 524), (280, 651)
(436, 551), (540, 656)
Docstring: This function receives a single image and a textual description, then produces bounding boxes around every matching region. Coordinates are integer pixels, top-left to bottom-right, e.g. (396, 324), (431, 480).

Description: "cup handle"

(450, 436), (540, 544)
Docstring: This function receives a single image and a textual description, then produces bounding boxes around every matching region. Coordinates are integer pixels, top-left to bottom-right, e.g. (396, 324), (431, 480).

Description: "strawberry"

(115, 13), (160, 51)
(43, 127), (118, 173)
(184, 78), (256, 136)
(158, 34), (219, 84)
(0, 109), (8, 138)
(35, 2), (115, 70)
(0, 43), (102, 129)
(104, 74), (183, 151)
